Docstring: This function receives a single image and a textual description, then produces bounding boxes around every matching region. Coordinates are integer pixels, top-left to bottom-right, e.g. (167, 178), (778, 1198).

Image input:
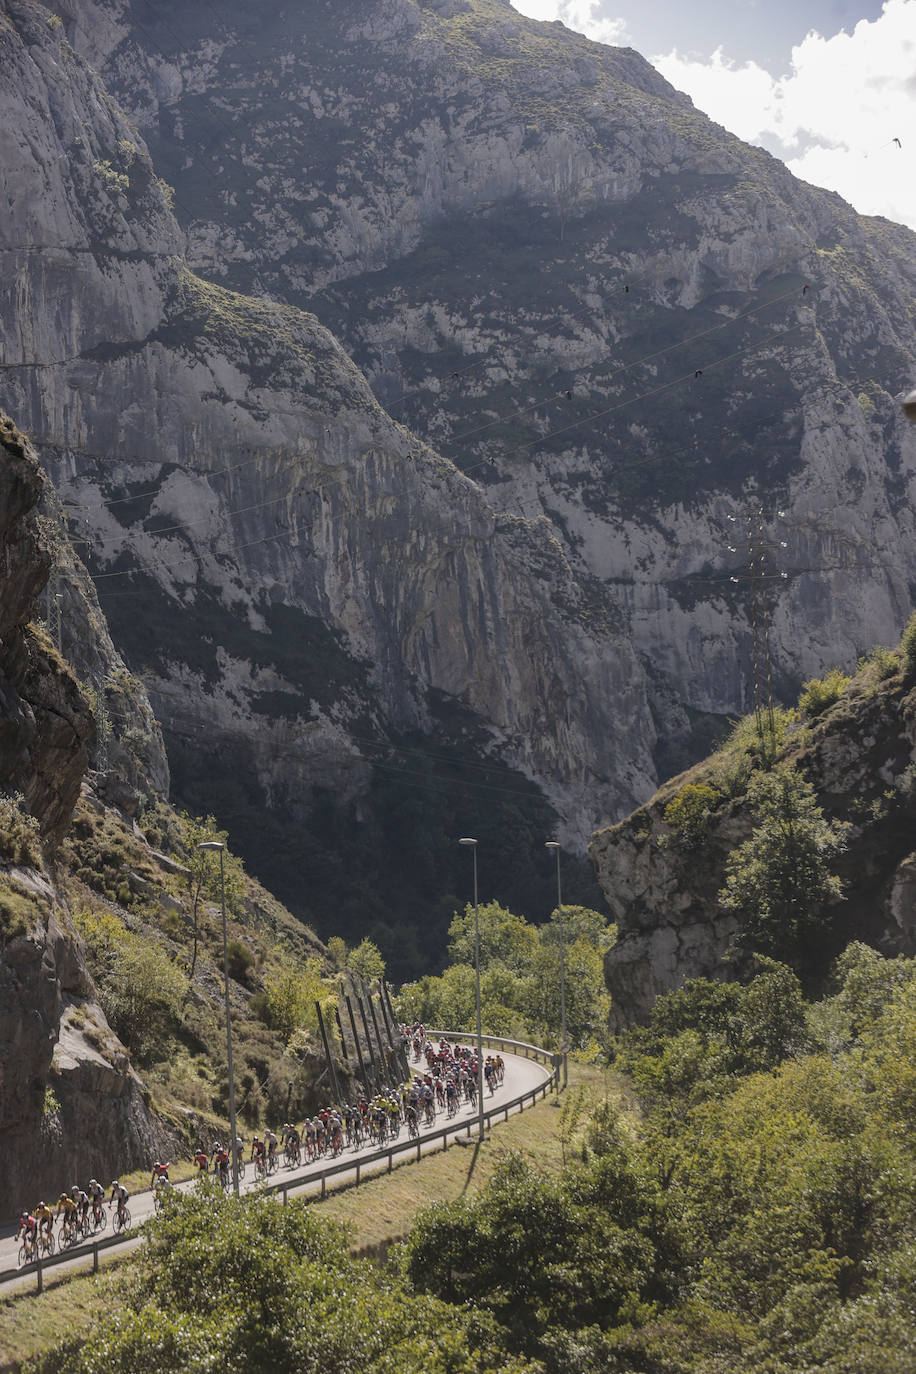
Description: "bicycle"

(17, 1234), (38, 1269)
(38, 1228), (55, 1258)
(59, 1216), (79, 1249)
(89, 1203), (107, 1234)
(112, 1206), (131, 1235)
(266, 1152), (278, 1176)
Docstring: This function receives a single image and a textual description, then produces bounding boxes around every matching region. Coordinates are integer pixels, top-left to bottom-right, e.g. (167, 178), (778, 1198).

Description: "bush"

(662, 783), (721, 849)
(226, 939), (255, 983)
(0, 792), (42, 866)
(798, 667), (852, 718)
(74, 907), (188, 1062)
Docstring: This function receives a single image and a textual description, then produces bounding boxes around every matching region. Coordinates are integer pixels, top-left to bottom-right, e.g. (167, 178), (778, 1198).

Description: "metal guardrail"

(2, 1032), (560, 1292)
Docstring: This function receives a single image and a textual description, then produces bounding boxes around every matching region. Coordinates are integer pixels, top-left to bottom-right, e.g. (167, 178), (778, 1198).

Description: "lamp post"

(458, 837), (486, 1143)
(545, 841), (568, 1088)
(197, 841), (240, 1195)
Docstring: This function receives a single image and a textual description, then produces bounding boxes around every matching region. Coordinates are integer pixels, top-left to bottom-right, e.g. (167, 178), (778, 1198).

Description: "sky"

(511, 0), (916, 232)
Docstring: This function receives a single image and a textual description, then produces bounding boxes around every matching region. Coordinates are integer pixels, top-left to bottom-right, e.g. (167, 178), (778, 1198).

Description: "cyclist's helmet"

(58, 1192), (67, 1201)
(38, 1201), (45, 1208)
(71, 1185), (79, 1195)
(89, 1178), (98, 1187)
(111, 1181), (119, 1189)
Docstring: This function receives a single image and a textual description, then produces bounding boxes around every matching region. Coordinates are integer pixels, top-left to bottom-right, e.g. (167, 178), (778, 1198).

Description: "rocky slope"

(593, 650), (916, 1025)
(0, 411), (173, 1219)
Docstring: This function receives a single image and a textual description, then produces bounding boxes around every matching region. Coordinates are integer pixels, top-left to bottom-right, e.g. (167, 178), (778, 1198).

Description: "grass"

(0, 1061), (630, 1366)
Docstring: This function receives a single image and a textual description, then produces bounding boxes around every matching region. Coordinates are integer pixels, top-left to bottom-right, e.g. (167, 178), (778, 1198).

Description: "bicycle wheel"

(42, 1232), (55, 1257)
(18, 1243), (30, 1269)
(95, 1207), (108, 1234)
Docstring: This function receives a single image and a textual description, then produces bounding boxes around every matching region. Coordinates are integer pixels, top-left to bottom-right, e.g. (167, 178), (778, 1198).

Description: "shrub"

(0, 792), (42, 866)
(75, 907), (188, 1062)
(798, 667), (851, 718)
(663, 783), (721, 849)
(226, 939), (255, 983)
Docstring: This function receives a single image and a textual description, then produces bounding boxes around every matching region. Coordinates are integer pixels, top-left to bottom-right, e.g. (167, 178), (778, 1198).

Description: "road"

(0, 1044), (551, 1288)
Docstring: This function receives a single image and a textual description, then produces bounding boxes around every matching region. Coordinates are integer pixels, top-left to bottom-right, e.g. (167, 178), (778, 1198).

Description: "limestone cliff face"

(0, 0), (658, 861)
(593, 671), (916, 1026)
(65, 0), (916, 760)
(0, 410), (171, 1219)
(0, 413), (92, 845)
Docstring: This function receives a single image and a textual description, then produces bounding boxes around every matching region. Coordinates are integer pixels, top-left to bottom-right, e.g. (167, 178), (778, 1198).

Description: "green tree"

(447, 901), (539, 973)
(348, 936), (385, 981)
(719, 766), (848, 968)
(263, 956), (332, 1044)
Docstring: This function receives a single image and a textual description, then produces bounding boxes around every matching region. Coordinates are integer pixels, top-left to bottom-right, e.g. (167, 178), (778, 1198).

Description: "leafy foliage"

(798, 666), (853, 717)
(0, 791), (43, 866)
(32, 1183), (529, 1373)
(74, 908), (188, 1062)
(397, 901), (614, 1048)
(719, 765), (848, 969)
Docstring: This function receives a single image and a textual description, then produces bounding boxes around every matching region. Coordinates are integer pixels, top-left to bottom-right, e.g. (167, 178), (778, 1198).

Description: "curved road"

(0, 1045), (550, 1285)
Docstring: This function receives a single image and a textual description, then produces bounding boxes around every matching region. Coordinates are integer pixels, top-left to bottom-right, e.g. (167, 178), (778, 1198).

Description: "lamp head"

(458, 837), (477, 847)
(197, 841), (225, 852)
(545, 841), (560, 851)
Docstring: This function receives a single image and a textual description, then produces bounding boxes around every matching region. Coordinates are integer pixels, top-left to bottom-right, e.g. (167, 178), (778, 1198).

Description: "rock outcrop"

(0, 409), (172, 1220)
(593, 666), (916, 1025)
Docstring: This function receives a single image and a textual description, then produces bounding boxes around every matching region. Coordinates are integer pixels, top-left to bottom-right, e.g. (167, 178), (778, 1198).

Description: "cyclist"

(212, 1145), (230, 1187)
(109, 1180), (129, 1228)
(264, 1128), (279, 1170)
(153, 1175), (173, 1211)
(194, 1147), (209, 1174)
(57, 1191), (77, 1242)
(284, 1124), (301, 1165)
(150, 1160), (170, 1190)
(250, 1135), (266, 1177)
(35, 1200), (53, 1243)
(87, 1179), (105, 1226)
(17, 1211), (38, 1260)
(72, 1184), (90, 1233)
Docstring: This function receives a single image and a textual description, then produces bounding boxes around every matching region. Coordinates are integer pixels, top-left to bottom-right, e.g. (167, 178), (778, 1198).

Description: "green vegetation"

(662, 782), (722, 849)
(719, 765), (848, 970)
(798, 665), (852, 717)
(0, 873), (47, 943)
(402, 950), (916, 1371)
(0, 791), (43, 866)
(73, 907), (188, 1062)
(396, 900), (614, 1049)
(29, 1184), (525, 1374)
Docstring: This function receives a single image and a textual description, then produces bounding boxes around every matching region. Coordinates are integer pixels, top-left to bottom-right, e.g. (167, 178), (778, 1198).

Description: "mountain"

(1, 0), (915, 971)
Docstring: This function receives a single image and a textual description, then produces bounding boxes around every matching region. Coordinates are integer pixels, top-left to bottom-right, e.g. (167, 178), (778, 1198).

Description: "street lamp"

(458, 838), (486, 1143)
(197, 841), (240, 1195)
(545, 841), (568, 1089)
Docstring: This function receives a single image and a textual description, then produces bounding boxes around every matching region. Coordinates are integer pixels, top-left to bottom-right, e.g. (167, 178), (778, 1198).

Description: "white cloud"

(653, 0), (916, 231)
(511, 0), (630, 48)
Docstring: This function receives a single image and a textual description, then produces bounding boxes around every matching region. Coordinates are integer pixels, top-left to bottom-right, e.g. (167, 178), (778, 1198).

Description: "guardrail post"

(282, 1187), (288, 1206)
(388, 1150), (393, 1174)
(321, 1176), (327, 1199)
(36, 1253), (42, 1294)
(356, 1161), (361, 1187)
(93, 1243), (99, 1274)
